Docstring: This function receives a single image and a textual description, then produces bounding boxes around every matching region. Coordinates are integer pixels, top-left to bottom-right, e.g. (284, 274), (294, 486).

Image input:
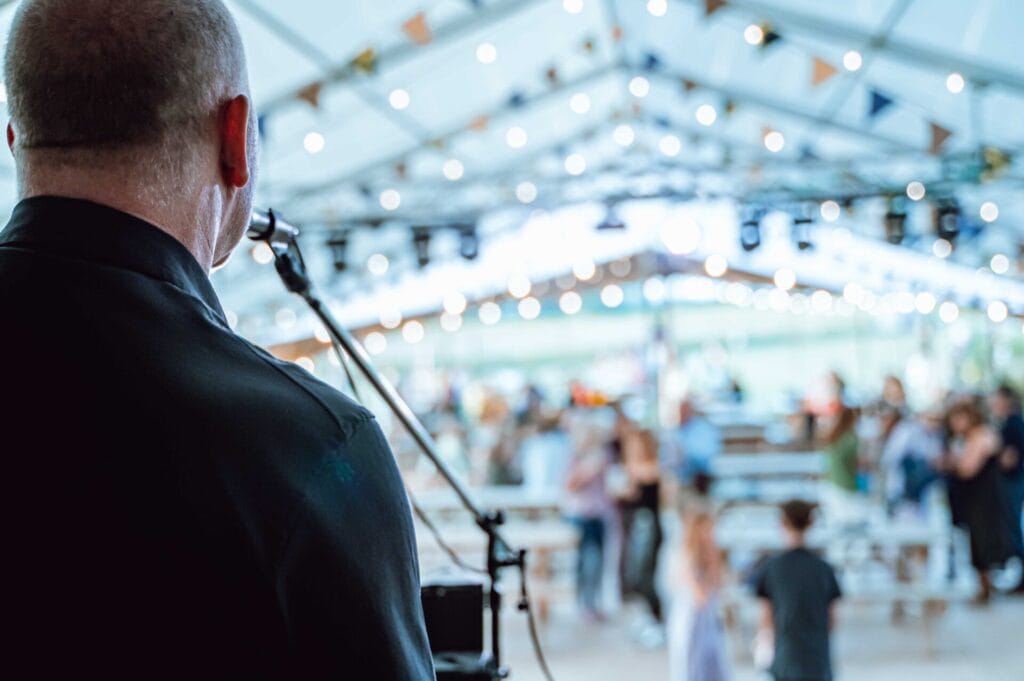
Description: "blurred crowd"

(395, 372), (1023, 679)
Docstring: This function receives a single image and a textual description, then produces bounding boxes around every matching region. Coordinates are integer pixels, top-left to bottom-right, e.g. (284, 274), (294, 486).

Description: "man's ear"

(7, 123), (15, 154)
(219, 95), (251, 189)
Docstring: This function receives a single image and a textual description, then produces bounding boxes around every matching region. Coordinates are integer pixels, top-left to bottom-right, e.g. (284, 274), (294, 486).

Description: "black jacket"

(0, 197), (434, 679)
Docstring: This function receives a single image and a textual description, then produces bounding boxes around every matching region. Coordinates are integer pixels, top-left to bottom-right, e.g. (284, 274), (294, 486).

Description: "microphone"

(248, 209), (299, 247)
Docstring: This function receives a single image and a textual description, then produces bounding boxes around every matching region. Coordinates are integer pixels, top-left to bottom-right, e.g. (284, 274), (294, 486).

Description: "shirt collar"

(0, 196), (226, 321)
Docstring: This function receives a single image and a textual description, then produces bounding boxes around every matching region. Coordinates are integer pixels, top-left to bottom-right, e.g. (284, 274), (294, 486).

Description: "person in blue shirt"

(991, 384), (1024, 590)
(673, 400), (723, 488)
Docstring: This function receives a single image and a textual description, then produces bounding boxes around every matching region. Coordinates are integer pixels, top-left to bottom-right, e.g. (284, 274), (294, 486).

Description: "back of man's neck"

(20, 169), (215, 271)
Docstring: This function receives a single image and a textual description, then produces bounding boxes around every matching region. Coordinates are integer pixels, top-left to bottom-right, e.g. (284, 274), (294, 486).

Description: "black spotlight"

(792, 204), (814, 251)
(327, 232), (349, 273)
(884, 196), (907, 245)
(934, 199), (961, 241)
(412, 226), (432, 268)
(596, 204), (626, 231)
(740, 208), (763, 252)
(456, 223), (479, 261)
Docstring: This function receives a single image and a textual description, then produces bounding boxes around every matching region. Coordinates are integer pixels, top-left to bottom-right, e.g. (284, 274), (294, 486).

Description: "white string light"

(569, 92), (591, 114)
(647, 0), (668, 17)
(906, 181), (926, 201)
(564, 153), (587, 176)
(613, 124), (635, 146)
(303, 131), (325, 154)
(388, 88), (410, 110)
(695, 104), (717, 126)
(764, 130), (785, 153)
(563, 0), (584, 14)
(600, 284), (624, 308)
(705, 254), (728, 277)
(946, 72), (965, 94)
(820, 200), (841, 222)
(402, 320), (425, 343)
(628, 76), (651, 98)
(442, 158), (464, 181)
(979, 201), (999, 222)
(505, 126), (528, 149)
(475, 42), (497, 65)
(659, 134), (681, 156)
(366, 253), (389, 276)
(559, 291), (583, 314)
(379, 188), (401, 211)
(515, 181), (538, 203)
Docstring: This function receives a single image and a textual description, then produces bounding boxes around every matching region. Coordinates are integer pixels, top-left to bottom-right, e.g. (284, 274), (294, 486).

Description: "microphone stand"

(248, 210), (525, 680)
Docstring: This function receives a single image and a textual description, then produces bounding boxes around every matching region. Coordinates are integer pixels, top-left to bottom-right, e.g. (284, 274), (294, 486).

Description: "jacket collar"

(0, 196), (225, 320)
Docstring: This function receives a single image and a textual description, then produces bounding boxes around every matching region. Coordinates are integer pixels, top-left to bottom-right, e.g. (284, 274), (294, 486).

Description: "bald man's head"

(5, 0), (247, 159)
(4, 0), (259, 269)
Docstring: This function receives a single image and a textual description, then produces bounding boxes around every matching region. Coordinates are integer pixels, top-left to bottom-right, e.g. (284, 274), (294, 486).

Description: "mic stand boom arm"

(248, 210), (524, 679)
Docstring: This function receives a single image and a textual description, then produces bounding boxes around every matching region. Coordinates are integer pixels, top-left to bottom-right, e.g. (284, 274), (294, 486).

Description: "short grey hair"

(4, 0), (247, 164)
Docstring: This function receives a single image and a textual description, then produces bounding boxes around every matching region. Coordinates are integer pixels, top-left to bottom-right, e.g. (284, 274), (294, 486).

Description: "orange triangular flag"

(468, 115), (489, 132)
(296, 81), (323, 109)
(611, 25), (624, 42)
(705, 0), (727, 16)
(929, 122), (953, 154)
(401, 12), (432, 46)
(811, 57), (838, 87)
(351, 48), (377, 74)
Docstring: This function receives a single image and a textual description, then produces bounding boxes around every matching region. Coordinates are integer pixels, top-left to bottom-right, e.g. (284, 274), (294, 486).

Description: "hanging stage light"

(792, 204), (814, 251)
(456, 223), (480, 261)
(596, 203), (625, 231)
(740, 208), (763, 252)
(411, 226), (432, 268)
(327, 232), (349, 273)
(884, 196), (907, 245)
(934, 198), (961, 241)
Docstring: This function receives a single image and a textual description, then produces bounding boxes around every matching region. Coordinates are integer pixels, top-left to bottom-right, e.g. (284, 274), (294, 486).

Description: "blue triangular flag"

(257, 114), (268, 140)
(643, 52), (662, 71)
(868, 89), (894, 119)
(507, 91), (526, 109)
(653, 115), (671, 129)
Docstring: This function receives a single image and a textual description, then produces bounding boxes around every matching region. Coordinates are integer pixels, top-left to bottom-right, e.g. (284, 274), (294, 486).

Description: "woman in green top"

(824, 407), (859, 492)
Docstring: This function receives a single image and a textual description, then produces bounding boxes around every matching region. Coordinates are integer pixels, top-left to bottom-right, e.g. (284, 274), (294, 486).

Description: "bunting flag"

(296, 81), (323, 109)
(394, 161), (407, 179)
(981, 146), (1011, 181)
(799, 144), (819, 161)
(811, 57), (838, 87)
(351, 48), (377, 74)
(467, 114), (490, 132)
(643, 52), (662, 71)
(759, 23), (782, 48)
(929, 122), (953, 154)
(654, 115), (671, 129)
(257, 115), (268, 141)
(724, 99), (736, 115)
(545, 66), (559, 86)
(868, 89), (894, 119)
(705, 0), (727, 16)
(506, 91), (526, 109)
(429, 138), (447, 150)
(581, 36), (596, 54)
(401, 12), (432, 46)
(682, 78), (698, 93)
(611, 25), (624, 42)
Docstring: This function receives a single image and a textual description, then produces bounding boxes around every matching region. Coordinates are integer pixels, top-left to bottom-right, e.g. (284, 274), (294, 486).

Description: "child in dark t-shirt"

(753, 500), (842, 681)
